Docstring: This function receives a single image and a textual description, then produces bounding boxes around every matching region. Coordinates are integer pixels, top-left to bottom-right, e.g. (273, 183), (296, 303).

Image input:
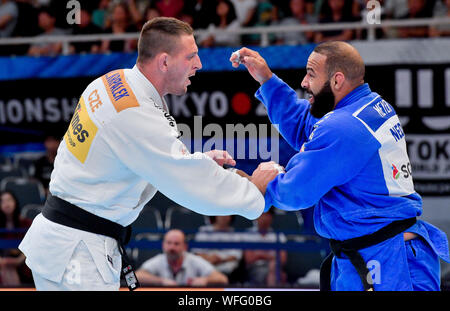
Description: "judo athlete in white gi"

(19, 17), (280, 291)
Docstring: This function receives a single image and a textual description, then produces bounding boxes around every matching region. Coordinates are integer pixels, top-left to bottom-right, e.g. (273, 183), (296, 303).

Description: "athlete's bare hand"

(205, 150), (236, 167)
(230, 47), (273, 85)
(251, 161), (284, 195)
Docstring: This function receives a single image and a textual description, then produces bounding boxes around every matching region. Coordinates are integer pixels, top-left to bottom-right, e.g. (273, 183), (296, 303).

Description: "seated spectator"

(46, 0), (80, 31)
(304, 0), (316, 16)
(314, 0), (356, 43)
(429, 0), (450, 37)
(136, 229), (229, 287)
(179, 11), (194, 27)
(69, 9), (103, 54)
(384, 0), (409, 19)
(92, 0), (112, 29)
(154, 0), (184, 19)
(271, 0), (290, 27)
(271, 0), (296, 22)
(0, 191), (32, 287)
(243, 0), (277, 44)
(126, 0), (145, 29)
(398, 0), (433, 38)
(143, 3), (161, 24)
(33, 134), (60, 194)
(253, 1), (277, 27)
(182, 0), (217, 29)
(11, 0), (39, 37)
(230, 0), (257, 27)
(241, 208), (287, 287)
(275, 0), (318, 45)
(27, 6), (67, 56)
(198, 0), (241, 47)
(433, 0), (448, 15)
(101, 2), (138, 53)
(0, 0), (18, 38)
(192, 216), (243, 282)
(351, 0), (364, 20)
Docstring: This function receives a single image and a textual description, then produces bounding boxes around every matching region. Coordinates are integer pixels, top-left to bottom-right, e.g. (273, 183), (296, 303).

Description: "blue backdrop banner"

(0, 44), (316, 80)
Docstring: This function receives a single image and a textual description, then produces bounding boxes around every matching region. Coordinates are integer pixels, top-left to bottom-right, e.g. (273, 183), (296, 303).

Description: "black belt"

(319, 217), (417, 291)
(42, 193), (140, 290)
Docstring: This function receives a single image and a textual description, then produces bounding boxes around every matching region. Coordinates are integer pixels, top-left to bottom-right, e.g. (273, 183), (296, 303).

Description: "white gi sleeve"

(102, 104), (264, 220)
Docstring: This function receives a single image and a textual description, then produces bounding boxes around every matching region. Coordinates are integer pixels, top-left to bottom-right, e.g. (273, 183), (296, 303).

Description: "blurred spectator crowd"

(0, 0), (449, 56)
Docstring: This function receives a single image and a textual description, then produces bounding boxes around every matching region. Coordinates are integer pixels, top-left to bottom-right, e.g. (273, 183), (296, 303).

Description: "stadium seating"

(0, 166), (23, 182)
(232, 215), (256, 231)
(0, 177), (45, 208)
(272, 210), (303, 233)
(164, 206), (209, 232)
(132, 206), (164, 239)
(0, 155), (11, 166)
(284, 248), (327, 285)
(20, 203), (44, 220)
(14, 157), (37, 178)
(144, 191), (180, 222)
(129, 233), (163, 269)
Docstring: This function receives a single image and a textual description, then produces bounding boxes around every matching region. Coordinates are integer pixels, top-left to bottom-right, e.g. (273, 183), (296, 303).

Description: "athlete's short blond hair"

(137, 17), (194, 64)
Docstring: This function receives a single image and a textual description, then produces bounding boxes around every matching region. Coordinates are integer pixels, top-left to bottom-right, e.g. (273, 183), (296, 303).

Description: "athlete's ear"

(332, 72), (345, 91)
(157, 53), (169, 73)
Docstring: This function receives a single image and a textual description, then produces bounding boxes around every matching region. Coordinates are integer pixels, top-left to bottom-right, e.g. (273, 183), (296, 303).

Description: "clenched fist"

(205, 150), (236, 167)
(230, 47), (273, 85)
(251, 161), (285, 195)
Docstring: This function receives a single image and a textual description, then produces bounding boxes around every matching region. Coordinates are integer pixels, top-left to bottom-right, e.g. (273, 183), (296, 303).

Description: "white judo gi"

(19, 65), (264, 290)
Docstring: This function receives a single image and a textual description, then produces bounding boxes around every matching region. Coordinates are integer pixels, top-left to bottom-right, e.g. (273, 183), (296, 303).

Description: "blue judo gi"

(257, 74), (450, 291)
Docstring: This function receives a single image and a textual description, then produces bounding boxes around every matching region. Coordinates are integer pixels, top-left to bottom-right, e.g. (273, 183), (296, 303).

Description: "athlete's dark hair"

(313, 41), (365, 83)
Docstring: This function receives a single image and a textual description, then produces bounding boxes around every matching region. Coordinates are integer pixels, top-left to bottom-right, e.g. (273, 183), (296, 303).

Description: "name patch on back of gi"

(356, 99), (396, 132)
(65, 97), (98, 163)
(101, 69), (139, 113)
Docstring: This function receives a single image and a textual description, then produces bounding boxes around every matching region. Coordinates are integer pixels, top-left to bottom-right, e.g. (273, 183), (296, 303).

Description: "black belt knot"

(320, 217), (417, 291)
(41, 193), (139, 290)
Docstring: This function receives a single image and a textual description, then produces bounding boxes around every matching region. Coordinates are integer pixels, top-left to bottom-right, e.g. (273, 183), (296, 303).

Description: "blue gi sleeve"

(255, 74), (319, 151)
(263, 116), (381, 212)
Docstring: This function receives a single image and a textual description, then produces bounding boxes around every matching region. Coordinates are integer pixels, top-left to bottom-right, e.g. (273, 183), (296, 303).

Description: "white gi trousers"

(20, 215), (123, 291)
(32, 241), (120, 291)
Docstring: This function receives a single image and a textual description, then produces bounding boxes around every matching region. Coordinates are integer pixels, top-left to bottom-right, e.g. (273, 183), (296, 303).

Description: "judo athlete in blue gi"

(231, 41), (450, 291)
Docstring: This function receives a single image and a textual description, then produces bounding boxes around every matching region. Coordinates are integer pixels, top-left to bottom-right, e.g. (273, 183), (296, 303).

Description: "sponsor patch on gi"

(65, 96), (98, 163)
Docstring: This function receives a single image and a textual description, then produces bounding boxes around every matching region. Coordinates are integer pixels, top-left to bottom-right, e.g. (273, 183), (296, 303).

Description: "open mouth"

(186, 73), (195, 85)
(307, 92), (314, 104)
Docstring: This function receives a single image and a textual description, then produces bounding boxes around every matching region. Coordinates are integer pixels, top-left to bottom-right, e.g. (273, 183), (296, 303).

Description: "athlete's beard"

(308, 80), (336, 118)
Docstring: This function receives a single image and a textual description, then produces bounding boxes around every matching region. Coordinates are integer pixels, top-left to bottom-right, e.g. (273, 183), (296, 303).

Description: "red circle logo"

(231, 92), (252, 115)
